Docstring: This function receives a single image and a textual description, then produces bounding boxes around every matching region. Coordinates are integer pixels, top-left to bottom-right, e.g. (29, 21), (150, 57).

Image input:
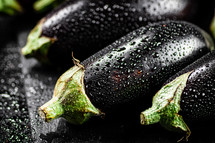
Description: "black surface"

(0, 16), (32, 142)
(1, 11), (215, 143)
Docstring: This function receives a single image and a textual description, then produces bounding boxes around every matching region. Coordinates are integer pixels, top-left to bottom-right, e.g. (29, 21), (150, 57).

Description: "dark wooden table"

(1, 13), (215, 143)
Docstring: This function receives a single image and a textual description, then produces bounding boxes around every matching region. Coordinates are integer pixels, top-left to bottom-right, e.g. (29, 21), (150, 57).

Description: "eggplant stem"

(72, 52), (84, 69)
(39, 64), (102, 124)
(21, 19), (56, 64)
(140, 72), (192, 141)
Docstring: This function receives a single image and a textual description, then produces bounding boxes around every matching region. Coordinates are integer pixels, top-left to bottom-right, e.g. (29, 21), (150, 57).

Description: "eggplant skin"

(162, 51), (215, 122)
(40, 0), (203, 65)
(78, 21), (213, 113)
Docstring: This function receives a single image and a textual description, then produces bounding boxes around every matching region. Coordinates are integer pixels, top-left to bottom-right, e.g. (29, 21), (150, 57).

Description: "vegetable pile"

(1, 0), (215, 141)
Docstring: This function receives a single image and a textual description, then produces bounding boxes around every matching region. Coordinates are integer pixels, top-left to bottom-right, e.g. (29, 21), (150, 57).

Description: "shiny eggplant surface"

(39, 21), (214, 125)
(22, 0), (209, 65)
(179, 53), (215, 122)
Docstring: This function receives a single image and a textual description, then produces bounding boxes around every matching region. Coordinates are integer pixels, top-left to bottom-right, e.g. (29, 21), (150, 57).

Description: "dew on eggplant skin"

(130, 41), (136, 46)
(83, 20), (210, 112)
(117, 47), (126, 52)
(107, 54), (113, 59)
(105, 62), (111, 67)
(46, 0), (199, 63)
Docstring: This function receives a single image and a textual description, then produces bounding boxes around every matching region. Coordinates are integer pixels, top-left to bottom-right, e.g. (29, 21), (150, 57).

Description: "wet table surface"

(1, 14), (215, 143)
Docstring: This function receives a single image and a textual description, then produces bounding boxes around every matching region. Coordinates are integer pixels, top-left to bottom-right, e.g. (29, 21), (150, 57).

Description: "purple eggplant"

(140, 51), (215, 140)
(38, 21), (214, 124)
(21, 0), (213, 65)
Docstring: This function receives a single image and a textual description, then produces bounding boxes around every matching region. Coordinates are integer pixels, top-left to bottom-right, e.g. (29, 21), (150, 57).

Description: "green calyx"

(210, 12), (215, 41)
(140, 72), (192, 141)
(0, 0), (22, 15)
(21, 19), (56, 64)
(33, 0), (62, 13)
(39, 62), (102, 124)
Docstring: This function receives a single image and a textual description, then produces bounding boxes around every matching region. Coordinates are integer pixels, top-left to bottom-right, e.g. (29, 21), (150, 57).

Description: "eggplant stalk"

(140, 72), (192, 141)
(39, 62), (102, 124)
(21, 19), (56, 64)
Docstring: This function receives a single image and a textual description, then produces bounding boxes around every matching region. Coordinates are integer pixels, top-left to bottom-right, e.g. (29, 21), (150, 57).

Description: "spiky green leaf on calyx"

(33, 0), (63, 13)
(39, 63), (102, 124)
(0, 0), (22, 15)
(21, 19), (56, 64)
(210, 12), (215, 41)
(140, 71), (192, 141)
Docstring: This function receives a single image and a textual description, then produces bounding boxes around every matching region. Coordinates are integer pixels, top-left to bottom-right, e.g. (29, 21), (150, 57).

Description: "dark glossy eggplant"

(140, 51), (215, 140)
(22, 0), (210, 65)
(38, 21), (214, 124)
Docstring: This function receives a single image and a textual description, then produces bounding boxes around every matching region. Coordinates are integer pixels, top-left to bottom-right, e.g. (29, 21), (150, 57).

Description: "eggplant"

(22, 0), (208, 65)
(38, 21), (214, 124)
(140, 51), (215, 140)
